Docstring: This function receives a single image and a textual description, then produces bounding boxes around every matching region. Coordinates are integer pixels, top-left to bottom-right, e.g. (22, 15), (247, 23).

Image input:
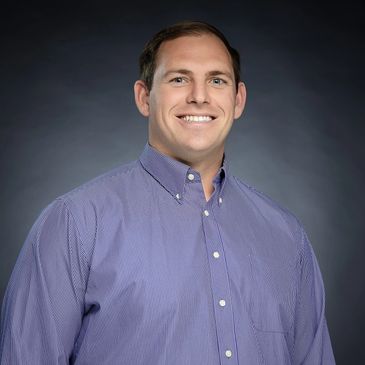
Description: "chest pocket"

(247, 254), (298, 333)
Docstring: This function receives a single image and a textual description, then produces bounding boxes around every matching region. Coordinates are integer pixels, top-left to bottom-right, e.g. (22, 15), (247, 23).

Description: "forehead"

(155, 34), (233, 72)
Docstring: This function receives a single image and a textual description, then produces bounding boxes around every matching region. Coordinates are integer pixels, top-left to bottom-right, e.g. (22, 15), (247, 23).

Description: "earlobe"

(134, 80), (150, 117)
(234, 81), (247, 119)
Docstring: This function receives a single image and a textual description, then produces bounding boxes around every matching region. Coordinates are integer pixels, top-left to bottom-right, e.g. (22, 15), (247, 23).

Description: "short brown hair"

(139, 21), (241, 92)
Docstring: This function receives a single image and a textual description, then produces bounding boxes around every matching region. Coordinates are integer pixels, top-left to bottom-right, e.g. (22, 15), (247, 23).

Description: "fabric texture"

(0, 143), (335, 364)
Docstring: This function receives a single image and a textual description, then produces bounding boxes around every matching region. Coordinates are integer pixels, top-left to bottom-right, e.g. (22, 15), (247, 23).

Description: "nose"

(186, 81), (210, 104)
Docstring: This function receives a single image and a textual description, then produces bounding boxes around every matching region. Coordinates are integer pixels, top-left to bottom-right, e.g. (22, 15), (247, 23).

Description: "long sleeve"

(0, 199), (89, 364)
(292, 227), (336, 364)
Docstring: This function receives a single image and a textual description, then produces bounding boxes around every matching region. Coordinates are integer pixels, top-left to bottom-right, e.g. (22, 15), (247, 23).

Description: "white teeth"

(181, 115), (213, 122)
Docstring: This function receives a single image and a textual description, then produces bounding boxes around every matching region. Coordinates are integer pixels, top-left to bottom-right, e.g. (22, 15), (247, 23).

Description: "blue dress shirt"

(0, 143), (335, 364)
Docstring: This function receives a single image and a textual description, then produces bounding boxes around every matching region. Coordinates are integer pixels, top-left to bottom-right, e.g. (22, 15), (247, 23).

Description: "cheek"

(156, 87), (186, 109)
(149, 91), (179, 126)
(218, 99), (237, 117)
(212, 89), (236, 108)
(148, 93), (165, 120)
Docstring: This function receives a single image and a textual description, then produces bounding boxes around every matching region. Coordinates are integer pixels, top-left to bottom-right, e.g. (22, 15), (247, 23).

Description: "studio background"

(1, 1), (363, 363)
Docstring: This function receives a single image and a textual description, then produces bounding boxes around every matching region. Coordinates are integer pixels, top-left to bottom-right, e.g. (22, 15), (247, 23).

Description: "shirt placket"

(202, 198), (238, 364)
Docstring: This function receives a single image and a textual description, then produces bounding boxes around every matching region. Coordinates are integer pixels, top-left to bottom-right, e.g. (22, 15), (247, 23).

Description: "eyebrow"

(163, 69), (233, 81)
(163, 69), (192, 78)
(207, 70), (233, 80)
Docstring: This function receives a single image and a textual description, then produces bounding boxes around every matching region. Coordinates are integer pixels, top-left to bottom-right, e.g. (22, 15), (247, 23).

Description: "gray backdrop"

(1, 1), (364, 363)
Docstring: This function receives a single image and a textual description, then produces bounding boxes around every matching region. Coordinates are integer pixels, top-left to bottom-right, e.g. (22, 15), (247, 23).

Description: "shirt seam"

(64, 161), (139, 199)
(60, 197), (93, 296)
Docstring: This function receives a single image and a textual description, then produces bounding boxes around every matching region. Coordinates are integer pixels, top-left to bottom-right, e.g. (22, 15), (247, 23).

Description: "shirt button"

(213, 251), (220, 258)
(203, 210), (209, 217)
(187, 173), (195, 181)
(225, 350), (232, 358)
(219, 197), (223, 204)
(219, 299), (226, 307)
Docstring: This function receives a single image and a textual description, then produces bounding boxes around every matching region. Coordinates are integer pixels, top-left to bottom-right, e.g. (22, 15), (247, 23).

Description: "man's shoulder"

(43, 159), (140, 226)
(51, 159), (144, 210)
(228, 174), (305, 248)
(64, 159), (139, 200)
(229, 175), (296, 215)
(32, 159), (142, 251)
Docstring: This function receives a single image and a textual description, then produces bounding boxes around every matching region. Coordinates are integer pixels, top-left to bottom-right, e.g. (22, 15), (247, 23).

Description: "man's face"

(135, 34), (246, 163)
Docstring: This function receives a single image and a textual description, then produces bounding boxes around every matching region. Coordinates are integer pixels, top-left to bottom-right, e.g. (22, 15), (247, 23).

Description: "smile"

(178, 115), (215, 123)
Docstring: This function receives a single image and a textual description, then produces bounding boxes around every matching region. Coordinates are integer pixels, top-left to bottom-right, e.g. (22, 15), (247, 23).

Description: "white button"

(203, 210), (209, 217)
(187, 173), (195, 181)
(219, 197), (223, 204)
(175, 193), (180, 199)
(219, 299), (226, 307)
(225, 350), (232, 358)
(213, 251), (220, 258)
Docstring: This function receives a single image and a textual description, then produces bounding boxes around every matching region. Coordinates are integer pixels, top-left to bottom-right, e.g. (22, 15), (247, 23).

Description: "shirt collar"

(139, 143), (229, 201)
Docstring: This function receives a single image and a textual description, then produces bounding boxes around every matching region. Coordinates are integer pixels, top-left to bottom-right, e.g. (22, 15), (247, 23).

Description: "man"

(0, 21), (335, 364)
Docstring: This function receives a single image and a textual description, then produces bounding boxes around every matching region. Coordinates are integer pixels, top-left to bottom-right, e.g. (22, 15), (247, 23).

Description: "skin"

(134, 33), (246, 201)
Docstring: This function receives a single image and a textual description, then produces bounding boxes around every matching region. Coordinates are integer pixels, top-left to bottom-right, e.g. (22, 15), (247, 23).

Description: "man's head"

(134, 21), (246, 164)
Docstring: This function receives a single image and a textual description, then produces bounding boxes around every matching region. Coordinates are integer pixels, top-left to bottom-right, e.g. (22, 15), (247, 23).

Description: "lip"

(175, 114), (218, 125)
(175, 115), (216, 128)
(176, 114), (217, 120)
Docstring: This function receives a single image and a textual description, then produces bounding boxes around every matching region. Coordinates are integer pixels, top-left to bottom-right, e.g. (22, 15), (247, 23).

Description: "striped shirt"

(0, 143), (335, 364)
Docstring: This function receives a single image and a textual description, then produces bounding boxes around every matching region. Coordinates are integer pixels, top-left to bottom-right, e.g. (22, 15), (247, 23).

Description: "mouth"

(176, 114), (216, 123)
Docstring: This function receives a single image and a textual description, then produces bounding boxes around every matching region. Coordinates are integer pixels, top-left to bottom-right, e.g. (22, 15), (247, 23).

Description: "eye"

(170, 77), (187, 84)
(211, 78), (227, 86)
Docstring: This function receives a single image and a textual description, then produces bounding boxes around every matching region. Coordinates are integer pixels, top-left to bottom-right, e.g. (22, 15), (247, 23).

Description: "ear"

(234, 81), (247, 119)
(134, 80), (150, 117)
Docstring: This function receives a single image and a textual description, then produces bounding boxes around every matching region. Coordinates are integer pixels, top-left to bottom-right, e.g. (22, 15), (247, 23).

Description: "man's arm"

(293, 227), (336, 364)
(0, 199), (88, 364)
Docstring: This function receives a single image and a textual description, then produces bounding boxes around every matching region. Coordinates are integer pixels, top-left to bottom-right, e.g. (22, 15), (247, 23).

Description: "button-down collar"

(139, 143), (228, 202)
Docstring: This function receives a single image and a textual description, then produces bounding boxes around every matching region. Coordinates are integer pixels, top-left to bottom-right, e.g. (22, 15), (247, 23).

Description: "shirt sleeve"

(292, 227), (336, 364)
(0, 199), (89, 364)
